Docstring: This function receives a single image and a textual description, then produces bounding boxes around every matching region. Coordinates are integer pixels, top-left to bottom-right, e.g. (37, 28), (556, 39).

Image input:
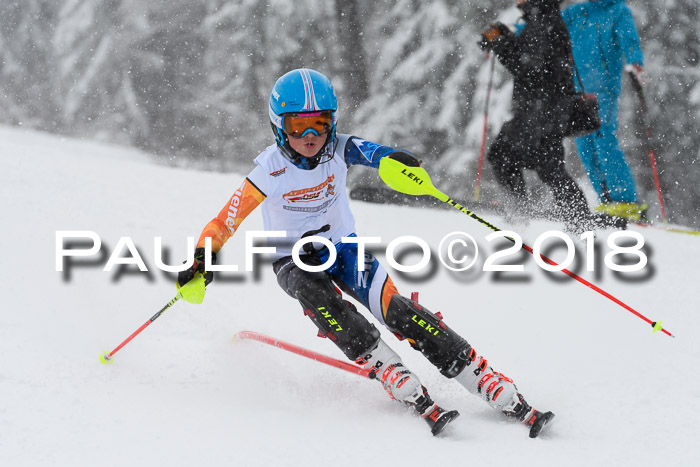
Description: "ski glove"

(387, 150), (421, 167)
(478, 22), (510, 51)
(177, 247), (216, 304)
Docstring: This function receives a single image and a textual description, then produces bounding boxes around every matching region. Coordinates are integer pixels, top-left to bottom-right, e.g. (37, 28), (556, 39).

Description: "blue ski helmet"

(269, 68), (338, 168)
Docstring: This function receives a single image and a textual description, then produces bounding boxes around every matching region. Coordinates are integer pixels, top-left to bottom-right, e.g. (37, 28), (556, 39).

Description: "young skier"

(176, 68), (554, 437)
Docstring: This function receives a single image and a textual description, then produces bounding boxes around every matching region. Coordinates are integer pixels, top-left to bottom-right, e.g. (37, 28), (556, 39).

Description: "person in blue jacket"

(562, 0), (646, 221)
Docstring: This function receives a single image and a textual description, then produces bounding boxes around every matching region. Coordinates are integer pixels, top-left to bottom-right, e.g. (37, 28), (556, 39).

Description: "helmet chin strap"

(282, 132), (336, 170)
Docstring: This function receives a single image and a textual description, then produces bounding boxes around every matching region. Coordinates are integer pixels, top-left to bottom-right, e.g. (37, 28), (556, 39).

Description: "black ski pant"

(487, 116), (590, 223)
(272, 256), (525, 412)
(272, 255), (381, 361)
(272, 255), (471, 376)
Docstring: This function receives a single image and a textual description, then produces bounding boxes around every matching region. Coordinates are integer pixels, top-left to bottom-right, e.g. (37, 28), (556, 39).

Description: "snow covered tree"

(618, 0), (700, 226)
(0, 0), (59, 129)
(0, 0), (698, 225)
(53, 0), (209, 160)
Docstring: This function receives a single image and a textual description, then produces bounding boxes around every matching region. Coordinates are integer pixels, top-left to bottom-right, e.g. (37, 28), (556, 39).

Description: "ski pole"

(234, 331), (371, 378)
(100, 295), (180, 363)
(474, 54), (496, 202)
(627, 68), (668, 224)
(99, 273), (206, 363)
(378, 157), (675, 338)
(632, 222), (700, 237)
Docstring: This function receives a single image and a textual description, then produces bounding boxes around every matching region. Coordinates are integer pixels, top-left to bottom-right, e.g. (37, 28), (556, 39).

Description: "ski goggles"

(283, 111), (333, 138)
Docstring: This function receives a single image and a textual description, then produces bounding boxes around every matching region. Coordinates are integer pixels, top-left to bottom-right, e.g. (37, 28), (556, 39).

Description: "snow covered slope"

(1, 126), (698, 467)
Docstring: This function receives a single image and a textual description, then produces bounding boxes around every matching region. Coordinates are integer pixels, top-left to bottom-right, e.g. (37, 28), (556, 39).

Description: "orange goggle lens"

(283, 111), (333, 138)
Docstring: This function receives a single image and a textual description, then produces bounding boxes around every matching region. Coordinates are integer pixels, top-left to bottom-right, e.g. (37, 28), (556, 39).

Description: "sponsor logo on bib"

(283, 175), (335, 204)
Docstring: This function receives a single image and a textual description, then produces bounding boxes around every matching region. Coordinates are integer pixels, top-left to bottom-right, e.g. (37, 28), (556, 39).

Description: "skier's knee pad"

(295, 277), (380, 361)
(273, 255), (323, 298)
(384, 295), (470, 377)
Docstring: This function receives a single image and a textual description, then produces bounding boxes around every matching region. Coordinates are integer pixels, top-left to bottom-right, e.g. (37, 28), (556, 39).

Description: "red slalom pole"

(645, 133), (667, 222)
(444, 197), (675, 338)
(379, 158), (675, 338)
(474, 54), (496, 202)
(628, 69), (668, 223)
(518, 243), (673, 337)
(235, 331), (371, 378)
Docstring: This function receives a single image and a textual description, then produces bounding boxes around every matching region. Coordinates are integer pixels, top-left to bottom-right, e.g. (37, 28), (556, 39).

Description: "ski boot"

(595, 202), (648, 223)
(502, 393), (555, 438)
(358, 340), (460, 436)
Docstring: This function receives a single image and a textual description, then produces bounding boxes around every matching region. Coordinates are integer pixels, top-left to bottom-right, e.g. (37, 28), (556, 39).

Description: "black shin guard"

(274, 257), (380, 361)
(296, 282), (380, 360)
(384, 295), (471, 378)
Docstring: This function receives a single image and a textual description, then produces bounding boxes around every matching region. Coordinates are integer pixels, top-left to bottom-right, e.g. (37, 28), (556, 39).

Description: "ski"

(234, 330), (371, 377)
(423, 404), (461, 436)
(630, 222), (700, 237)
(234, 331), (459, 436)
(523, 410), (555, 439)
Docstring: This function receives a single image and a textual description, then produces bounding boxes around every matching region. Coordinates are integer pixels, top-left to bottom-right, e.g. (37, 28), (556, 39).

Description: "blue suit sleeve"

(344, 136), (396, 169)
(615, 6), (644, 66)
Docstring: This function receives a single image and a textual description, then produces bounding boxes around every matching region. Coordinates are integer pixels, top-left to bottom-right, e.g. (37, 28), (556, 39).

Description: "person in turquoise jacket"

(562, 0), (646, 221)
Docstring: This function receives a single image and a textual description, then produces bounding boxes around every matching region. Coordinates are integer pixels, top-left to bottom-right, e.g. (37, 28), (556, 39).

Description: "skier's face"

(287, 131), (326, 158)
